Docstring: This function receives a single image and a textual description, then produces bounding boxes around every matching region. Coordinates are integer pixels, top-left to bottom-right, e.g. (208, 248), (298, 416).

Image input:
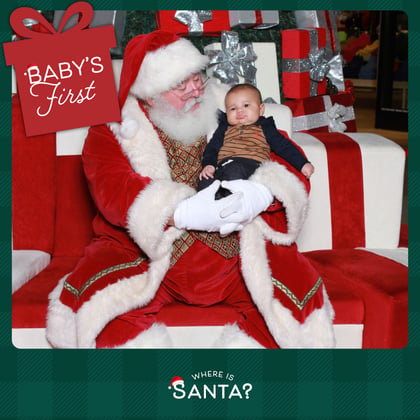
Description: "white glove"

(219, 179), (273, 225)
(173, 181), (245, 233)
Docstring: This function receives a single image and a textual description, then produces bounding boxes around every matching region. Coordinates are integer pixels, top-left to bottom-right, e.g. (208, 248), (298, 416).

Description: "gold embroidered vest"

(157, 128), (239, 267)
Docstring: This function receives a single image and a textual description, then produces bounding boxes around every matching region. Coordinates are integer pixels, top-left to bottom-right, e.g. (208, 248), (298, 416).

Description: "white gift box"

(229, 10), (279, 29)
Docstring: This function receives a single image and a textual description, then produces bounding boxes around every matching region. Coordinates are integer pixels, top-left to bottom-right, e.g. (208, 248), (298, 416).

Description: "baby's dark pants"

(198, 157), (261, 199)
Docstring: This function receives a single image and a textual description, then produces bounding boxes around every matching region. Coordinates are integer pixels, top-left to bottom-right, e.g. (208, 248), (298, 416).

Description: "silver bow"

(309, 47), (330, 82)
(206, 31), (257, 85)
(282, 28), (329, 97)
(174, 10), (212, 35)
(291, 95), (355, 133)
(327, 103), (347, 132)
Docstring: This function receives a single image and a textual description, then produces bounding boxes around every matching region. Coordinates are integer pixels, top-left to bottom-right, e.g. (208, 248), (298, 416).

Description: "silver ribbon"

(174, 10), (212, 35)
(327, 102), (348, 132)
(294, 10), (345, 91)
(308, 47), (330, 82)
(292, 95), (355, 133)
(282, 29), (330, 96)
(206, 31), (257, 85)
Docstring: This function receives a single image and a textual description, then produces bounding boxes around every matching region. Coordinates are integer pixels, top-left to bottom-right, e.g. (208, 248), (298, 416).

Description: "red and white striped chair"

(12, 60), (407, 348)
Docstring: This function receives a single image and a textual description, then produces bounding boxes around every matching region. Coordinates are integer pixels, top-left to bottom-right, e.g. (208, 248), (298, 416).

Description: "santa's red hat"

(168, 376), (184, 389)
(118, 30), (209, 107)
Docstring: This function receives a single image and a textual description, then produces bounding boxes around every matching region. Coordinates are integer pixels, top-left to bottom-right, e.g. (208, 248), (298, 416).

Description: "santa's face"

(147, 74), (218, 145)
(161, 73), (207, 112)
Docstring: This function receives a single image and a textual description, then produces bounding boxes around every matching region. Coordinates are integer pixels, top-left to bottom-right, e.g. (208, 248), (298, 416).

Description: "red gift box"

(4, 2), (120, 137)
(283, 90), (357, 133)
(282, 28), (329, 99)
(156, 10), (230, 36)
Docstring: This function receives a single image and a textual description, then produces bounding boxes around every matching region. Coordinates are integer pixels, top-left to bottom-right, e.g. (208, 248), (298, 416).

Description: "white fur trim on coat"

(113, 92), (197, 258)
(239, 222), (336, 348)
(249, 160), (309, 245)
(132, 38), (209, 100)
(127, 179), (195, 260)
(46, 275), (77, 348)
(112, 323), (173, 349)
(212, 324), (264, 348)
(111, 94), (171, 179)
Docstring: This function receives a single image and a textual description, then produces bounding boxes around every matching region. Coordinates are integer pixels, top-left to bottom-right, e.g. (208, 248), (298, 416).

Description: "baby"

(198, 83), (314, 199)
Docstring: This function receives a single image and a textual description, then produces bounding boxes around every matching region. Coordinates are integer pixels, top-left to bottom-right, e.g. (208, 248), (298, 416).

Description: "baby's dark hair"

(226, 83), (263, 104)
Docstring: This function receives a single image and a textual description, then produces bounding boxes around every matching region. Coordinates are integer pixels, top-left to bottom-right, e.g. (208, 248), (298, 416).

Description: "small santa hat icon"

(168, 376), (184, 389)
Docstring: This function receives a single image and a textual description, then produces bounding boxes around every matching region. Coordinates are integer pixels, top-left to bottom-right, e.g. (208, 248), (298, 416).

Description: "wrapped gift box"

(156, 10), (230, 36)
(4, 3), (119, 136)
(229, 10), (279, 29)
(283, 90), (357, 133)
(294, 11), (345, 92)
(205, 32), (281, 103)
(282, 28), (329, 99)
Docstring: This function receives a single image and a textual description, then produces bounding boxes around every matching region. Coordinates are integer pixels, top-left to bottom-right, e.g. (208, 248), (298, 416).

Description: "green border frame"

(1, 1), (418, 418)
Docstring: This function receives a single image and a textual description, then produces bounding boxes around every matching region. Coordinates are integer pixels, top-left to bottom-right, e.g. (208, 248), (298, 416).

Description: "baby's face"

(225, 89), (265, 126)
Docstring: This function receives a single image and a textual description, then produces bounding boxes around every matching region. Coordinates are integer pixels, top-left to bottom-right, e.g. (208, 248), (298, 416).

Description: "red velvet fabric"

(305, 249), (408, 348)
(321, 276), (364, 324)
(267, 242), (325, 323)
(82, 124), (152, 229)
(95, 241), (280, 349)
(312, 133), (365, 249)
(59, 240), (147, 311)
(156, 303), (240, 326)
(53, 156), (96, 257)
(12, 94), (56, 253)
(12, 256), (80, 328)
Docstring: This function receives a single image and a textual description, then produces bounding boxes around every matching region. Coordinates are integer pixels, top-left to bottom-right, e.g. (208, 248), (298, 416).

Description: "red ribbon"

(10, 1), (93, 39)
(311, 133), (366, 249)
(255, 11), (263, 27)
(324, 11), (336, 53)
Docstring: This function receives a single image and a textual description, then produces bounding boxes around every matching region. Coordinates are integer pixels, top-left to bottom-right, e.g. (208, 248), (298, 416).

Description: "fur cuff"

(250, 160), (309, 245)
(127, 179), (195, 259)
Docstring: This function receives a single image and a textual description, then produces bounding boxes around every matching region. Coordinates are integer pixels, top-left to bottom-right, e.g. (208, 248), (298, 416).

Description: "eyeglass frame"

(170, 74), (210, 101)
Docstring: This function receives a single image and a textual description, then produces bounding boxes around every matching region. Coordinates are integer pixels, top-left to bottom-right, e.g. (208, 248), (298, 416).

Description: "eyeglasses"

(171, 76), (210, 101)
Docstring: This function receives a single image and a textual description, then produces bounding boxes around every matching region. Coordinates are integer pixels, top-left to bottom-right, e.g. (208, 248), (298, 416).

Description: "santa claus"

(46, 30), (335, 349)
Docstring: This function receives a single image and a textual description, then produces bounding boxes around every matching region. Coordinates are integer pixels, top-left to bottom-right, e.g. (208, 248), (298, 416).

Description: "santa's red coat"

(46, 99), (335, 349)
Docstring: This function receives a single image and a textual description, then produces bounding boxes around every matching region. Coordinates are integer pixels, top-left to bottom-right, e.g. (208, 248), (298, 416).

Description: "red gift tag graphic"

(3, 2), (120, 136)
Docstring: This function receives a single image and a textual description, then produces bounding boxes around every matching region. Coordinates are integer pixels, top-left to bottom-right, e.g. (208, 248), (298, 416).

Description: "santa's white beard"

(148, 88), (219, 145)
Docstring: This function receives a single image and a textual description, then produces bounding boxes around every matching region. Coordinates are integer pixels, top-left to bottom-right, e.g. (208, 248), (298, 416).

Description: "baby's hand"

(199, 165), (216, 180)
(301, 162), (315, 179)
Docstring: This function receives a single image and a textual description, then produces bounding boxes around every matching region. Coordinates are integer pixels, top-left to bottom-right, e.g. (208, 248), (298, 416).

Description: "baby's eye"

(230, 107), (236, 111)
(244, 103), (250, 107)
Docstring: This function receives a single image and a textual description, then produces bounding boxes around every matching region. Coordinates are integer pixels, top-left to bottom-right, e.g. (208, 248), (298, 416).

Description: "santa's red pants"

(61, 234), (324, 348)
(94, 240), (280, 348)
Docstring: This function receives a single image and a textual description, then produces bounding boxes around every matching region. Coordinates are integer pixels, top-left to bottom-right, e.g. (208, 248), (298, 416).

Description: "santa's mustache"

(182, 96), (203, 113)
